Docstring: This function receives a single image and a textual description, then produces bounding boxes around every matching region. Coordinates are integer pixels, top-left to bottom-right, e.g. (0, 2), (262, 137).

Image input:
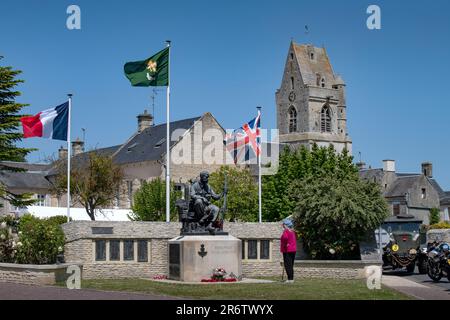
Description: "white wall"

(18, 206), (132, 221)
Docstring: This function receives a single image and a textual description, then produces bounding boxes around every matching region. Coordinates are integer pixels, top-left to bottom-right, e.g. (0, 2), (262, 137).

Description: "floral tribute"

(201, 267), (237, 283)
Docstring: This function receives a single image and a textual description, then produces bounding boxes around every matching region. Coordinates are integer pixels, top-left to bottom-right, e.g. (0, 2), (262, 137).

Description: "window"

(241, 240), (272, 260)
(114, 188), (120, 207)
(260, 240), (270, 260)
(109, 240), (120, 261)
(310, 52), (314, 60)
(127, 181), (133, 204)
(288, 106), (297, 133)
(290, 77), (294, 90)
(36, 194), (46, 207)
(247, 240), (258, 260)
(421, 188), (427, 199)
(321, 78), (325, 88)
(393, 203), (400, 216)
(316, 74), (321, 86)
(137, 240), (148, 262)
(124, 240), (134, 261)
(95, 240), (106, 261)
(321, 106), (332, 133)
(290, 53), (294, 60)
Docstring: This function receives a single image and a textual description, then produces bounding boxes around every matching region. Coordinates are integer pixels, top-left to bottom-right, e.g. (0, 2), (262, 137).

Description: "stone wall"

(0, 263), (82, 286)
(62, 221), (375, 280)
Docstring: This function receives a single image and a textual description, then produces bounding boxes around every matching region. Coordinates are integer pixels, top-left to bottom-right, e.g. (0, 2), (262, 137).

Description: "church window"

(316, 74), (321, 86)
(321, 78), (325, 88)
(290, 53), (294, 60)
(321, 106), (332, 133)
(288, 106), (297, 133)
(310, 52), (314, 60)
(290, 77), (294, 90)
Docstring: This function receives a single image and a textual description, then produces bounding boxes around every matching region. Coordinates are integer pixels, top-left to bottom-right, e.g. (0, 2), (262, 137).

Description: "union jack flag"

(224, 111), (261, 164)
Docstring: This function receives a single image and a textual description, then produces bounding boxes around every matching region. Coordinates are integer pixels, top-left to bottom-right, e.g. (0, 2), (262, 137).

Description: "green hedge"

(0, 215), (66, 265)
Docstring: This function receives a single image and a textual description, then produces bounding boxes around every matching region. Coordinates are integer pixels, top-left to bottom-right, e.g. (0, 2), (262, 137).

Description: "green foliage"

(15, 214), (65, 264)
(129, 178), (179, 221)
(262, 144), (357, 221)
(290, 174), (389, 259)
(0, 215), (65, 264)
(46, 215), (72, 225)
(429, 208), (441, 225)
(54, 151), (123, 220)
(0, 56), (36, 208)
(209, 166), (258, 222)
(429, 221), (450, 230)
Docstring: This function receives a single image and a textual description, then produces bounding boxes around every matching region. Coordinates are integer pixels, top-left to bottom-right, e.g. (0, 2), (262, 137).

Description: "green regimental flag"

(124, 47), (169, 87)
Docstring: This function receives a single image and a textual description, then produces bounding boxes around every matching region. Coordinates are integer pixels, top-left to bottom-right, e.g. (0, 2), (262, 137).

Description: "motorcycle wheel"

(418, 258), (428, 274)
(427, 262), (442, 282)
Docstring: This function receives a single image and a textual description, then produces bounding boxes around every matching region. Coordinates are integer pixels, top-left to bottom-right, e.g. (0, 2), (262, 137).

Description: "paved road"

(0, 282), (180, 300)
(383, 269), (450, 300)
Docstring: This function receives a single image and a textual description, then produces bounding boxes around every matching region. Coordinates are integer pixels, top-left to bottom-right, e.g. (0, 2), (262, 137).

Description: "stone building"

(360, 160), (446, 224)
(276, 41), (352, 153)
(0, 111), (229, 216)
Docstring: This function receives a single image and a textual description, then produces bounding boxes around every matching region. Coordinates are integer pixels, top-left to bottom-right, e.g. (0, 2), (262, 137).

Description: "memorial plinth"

(168, 235), (242, 282)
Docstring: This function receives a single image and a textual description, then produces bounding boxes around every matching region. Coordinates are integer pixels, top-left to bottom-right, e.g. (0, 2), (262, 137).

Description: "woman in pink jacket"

(280, 218), (297, 283)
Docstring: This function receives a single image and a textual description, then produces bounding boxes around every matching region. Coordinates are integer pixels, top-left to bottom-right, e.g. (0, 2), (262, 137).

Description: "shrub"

(429, 221), (450, 230)
(0, 221), (19, 263)
(429, 208), (441, 225)
(15, 215), (65, 264)
(47, 215), (72, 225)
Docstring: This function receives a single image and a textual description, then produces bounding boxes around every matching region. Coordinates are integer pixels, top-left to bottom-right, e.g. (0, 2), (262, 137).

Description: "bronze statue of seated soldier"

(176, 171), (228, 235)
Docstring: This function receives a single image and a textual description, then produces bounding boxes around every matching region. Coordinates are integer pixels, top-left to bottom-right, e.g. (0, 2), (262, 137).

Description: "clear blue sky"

(1, 0), (450, 189)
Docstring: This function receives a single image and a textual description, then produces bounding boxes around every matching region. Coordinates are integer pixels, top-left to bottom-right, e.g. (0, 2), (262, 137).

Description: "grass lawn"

(72, 278), (412, 300)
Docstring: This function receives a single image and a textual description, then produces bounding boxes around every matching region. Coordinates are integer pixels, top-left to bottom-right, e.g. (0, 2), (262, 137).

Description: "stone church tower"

(276, 41), (352, 154)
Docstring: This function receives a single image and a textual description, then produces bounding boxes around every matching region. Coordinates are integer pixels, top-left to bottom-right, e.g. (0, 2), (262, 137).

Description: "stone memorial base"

(168, 235), (242, 282)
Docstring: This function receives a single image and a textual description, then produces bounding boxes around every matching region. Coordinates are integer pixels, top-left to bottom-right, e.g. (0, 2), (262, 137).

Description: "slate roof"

(292, 43), (340, 87)
(0, 171), (52, 190)
(0, 161), (51, 172)
(113, 117), (200, 165)
(359, 168), (384, 182)
(384, 176), (420, 198)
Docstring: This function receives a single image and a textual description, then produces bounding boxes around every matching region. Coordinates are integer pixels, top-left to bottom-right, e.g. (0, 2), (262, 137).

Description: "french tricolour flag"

(21, 102), (69, 141)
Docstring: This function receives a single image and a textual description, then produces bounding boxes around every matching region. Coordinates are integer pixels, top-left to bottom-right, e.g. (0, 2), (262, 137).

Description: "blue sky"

(1, 0), (450, 188)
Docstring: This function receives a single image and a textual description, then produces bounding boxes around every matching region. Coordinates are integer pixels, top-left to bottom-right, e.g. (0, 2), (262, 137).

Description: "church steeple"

(275, 42), (352, 154)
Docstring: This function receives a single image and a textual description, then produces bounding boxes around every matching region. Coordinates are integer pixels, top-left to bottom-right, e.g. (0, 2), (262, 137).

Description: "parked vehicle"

(426, 242), (450, 282)
(381, 215), (428, 274)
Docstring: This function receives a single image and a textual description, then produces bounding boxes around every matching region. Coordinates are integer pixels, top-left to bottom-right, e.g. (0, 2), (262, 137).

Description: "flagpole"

(67, 94), (72, 223)
(257, 106), (262, 224)
(165, 40), (171, 223)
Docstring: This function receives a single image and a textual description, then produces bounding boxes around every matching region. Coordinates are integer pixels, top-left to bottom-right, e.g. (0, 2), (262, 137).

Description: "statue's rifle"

(216, 172), (228, 229)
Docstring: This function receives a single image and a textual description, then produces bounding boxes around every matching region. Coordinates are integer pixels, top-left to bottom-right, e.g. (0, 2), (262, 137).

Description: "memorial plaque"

(92, 227), (113, 235)
(169, 243), (180, 279)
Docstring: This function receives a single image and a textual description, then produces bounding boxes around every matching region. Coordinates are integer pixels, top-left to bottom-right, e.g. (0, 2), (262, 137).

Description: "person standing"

(280, 218), (297, 283)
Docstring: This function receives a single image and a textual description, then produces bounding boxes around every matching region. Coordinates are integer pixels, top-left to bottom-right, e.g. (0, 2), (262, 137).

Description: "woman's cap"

(283, 218), (293, 228)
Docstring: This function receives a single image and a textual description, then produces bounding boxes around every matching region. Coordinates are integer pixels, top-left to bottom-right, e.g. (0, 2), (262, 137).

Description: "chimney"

(72, 138), (85, 156)
(383, 160), (396, 172)
(422, 162), (433, 178)
(356, 162), (366, 170)
(137, 110), (153, 133)
(58, 146), (68, 160)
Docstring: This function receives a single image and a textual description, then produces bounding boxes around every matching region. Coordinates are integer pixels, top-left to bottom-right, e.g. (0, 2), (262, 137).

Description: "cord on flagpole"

(67, 94), (72, 223)
(257, 106), (262, 223)
(165, 40), (171, 223)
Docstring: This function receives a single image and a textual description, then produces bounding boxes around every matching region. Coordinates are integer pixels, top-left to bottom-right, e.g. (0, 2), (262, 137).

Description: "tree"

(429, 208), (441, 225)
(290, 171), (388, 260)
(54, 151), (123, 220)
(209, 166), (258, 222)
(262, 144), (357, 221)
(0, 56), (36, 208)
(129, 178), (179, 221)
